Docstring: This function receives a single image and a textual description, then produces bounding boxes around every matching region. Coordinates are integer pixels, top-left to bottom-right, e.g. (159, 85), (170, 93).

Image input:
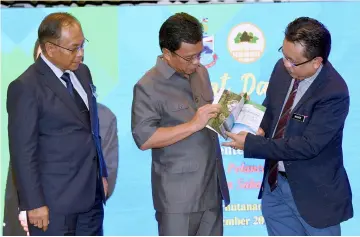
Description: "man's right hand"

(256, 127), (265, 137)
(27, 206), (49, 232)
(190, 104), (221, 132)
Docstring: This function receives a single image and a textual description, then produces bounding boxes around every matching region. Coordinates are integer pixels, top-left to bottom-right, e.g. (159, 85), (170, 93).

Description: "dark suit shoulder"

(74, 63), (93, 83)
(268, 58), (286, 82)
(7, 64), (39, 107)
(265, 58), (289, 93)
(12, 63), (39, 86)
(323, 62), (349, 95)
(274, 58), (283, 68)
(77, 63), (90, 74)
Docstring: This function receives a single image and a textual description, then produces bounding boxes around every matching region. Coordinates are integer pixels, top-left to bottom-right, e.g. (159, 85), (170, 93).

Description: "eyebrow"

(70, 39), (85, 47)
(283, 52), (297, 63)
(279, 46), (296, 62)
(185, 52), (202, 58)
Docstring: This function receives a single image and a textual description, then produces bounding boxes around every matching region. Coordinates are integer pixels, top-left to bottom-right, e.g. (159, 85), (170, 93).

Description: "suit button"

(195, 96), (199, 103)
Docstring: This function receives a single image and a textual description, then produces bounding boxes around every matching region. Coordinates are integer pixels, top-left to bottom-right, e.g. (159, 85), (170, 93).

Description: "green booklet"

(206, 89), (266, 140)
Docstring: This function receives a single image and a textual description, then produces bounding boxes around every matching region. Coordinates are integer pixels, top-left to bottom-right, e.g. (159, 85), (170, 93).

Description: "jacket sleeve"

(7, 79), (46, 210)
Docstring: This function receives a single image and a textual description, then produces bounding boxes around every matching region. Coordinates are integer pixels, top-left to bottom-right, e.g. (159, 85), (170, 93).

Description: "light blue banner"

(1, 2), (360, 235)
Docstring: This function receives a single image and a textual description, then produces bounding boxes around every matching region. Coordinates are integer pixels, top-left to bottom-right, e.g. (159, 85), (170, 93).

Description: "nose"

(283, 57), (293, 69)
(192, 57), (201, 66)
(77, 47), (84, 57)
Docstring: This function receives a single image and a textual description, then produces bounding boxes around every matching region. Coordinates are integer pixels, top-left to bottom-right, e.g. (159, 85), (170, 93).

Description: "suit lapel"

(292, 64), (329, 113)
(270, 69), (292, 133)
(73, 68), (94, 124)
(35, 58), (88, 126)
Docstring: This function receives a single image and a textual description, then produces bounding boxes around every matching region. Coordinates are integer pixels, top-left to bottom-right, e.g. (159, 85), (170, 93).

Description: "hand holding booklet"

(206, 88), (266, 140)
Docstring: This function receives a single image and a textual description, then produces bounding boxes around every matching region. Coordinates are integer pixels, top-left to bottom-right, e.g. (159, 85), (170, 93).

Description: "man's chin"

(187, 68), (197, 75)
(69, 63), (81, 71)
(287, 71), (301, 80)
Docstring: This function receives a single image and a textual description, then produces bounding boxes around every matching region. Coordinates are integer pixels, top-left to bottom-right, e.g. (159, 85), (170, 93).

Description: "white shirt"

(40, 54), (89, 109)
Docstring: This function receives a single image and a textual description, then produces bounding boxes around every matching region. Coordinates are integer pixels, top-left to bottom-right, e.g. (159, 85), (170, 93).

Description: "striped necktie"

(268, 79), (300, 191)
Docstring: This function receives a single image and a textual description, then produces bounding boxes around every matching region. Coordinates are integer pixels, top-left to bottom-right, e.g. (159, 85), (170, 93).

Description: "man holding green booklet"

(222, 17), (353, 236)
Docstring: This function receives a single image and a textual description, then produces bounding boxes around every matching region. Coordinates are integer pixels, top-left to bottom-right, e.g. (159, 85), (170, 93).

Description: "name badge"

(292, 113), (306, 122)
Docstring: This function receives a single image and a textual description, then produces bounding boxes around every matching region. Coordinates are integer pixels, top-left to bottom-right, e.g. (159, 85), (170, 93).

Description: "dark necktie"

(267, 79), (300, 191)
(60, 72), (88, 113)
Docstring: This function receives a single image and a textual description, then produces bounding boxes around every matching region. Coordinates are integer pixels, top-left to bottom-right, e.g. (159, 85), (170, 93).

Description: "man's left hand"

(102, 177), (108, 198)
(222, 131), (248, 150)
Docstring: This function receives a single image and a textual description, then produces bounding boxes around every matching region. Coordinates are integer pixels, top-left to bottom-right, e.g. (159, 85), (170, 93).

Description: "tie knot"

(293, 79), (300, 89)
(61, 72), (71, 83)
(294, 79), (301, 86)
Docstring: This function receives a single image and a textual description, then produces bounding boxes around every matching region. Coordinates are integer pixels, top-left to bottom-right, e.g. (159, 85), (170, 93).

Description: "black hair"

(285, 17), (331, 64)
(159, 12), (203, 52)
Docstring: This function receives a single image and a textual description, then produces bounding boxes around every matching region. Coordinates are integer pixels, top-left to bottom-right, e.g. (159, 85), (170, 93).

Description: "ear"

(162, 48), (172, 61)
(36, 47), (42, 59)
(44, 42), (55, 58)
(313, 57), (323, 69)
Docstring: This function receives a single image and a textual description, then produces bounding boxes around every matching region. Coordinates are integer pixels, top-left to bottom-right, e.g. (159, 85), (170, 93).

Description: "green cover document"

(206, 89), (266, 140)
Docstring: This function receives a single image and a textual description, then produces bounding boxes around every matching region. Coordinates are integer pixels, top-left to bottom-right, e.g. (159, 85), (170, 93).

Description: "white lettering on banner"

(212, 73), (268, 96)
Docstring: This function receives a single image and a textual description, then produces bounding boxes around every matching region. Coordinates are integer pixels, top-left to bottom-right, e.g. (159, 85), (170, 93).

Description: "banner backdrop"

(1, 2), (360, 235)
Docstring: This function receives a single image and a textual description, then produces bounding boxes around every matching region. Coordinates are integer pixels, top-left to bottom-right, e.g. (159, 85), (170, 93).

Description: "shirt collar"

(155, 56), (176, 79)
(40, 53), (71, 78)
(301, 64), (323, 84)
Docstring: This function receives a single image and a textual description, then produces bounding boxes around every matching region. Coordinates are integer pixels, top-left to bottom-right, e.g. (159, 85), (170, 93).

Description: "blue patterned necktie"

(60, 72), (88, 112)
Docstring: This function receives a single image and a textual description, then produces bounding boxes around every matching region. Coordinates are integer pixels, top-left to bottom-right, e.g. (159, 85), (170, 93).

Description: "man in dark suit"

(6, 12), (108, 236)
(33, 39), (119, 198)
(13, 103), (119, 236)
(223, 17), (353, 235)
(3, 38), (119, 236)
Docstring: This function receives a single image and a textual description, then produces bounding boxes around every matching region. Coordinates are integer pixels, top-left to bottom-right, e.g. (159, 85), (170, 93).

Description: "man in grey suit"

(131, 13), (230, 236)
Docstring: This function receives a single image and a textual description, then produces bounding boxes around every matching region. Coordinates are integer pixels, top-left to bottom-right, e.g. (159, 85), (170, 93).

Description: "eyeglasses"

(47, 38), (89, 54)
(278, 46), (315, 67)
(172, 51), (201, 63)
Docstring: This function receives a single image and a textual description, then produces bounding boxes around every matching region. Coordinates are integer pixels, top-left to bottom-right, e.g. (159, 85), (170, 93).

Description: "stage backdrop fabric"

(1, 2), (360, 235)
